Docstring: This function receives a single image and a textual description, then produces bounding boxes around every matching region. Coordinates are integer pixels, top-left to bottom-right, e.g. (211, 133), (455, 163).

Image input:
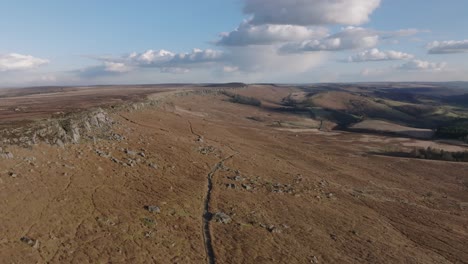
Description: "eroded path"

(202, 154), (237, 264)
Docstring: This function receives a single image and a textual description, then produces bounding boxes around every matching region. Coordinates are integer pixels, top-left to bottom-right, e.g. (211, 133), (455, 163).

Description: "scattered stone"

(24, 156), (36, 162)
(198, 146), (216, 155)
(145, 205), (161, 213)
(125, 149), (137, 156)
(8, 172), (17, 178)
(213, 212), (232, 224)
(0, 151), (14, 159)
(310, 256), (319, 263)
(144, 231), (153, 238)
(63, 164), (75, 169)
(319, 180), (328, 187)
(326, 193), (334, 199)
(242, 184), (253, 191)
(95, 149), (110, 158)
(267, 225), (282, 233)
(294, 175), (303, 183)
(228, 175), (243, 181)
(138, 152), (146, 158)
(226, 183), (236, 189)
(330, 234), (337, 241)
(20, 237), (39, 248)
(126, 158), (137, 167)
(111, 133), (126, 142)
(55, 139), (65, 148)
(148, 163), (158, 169)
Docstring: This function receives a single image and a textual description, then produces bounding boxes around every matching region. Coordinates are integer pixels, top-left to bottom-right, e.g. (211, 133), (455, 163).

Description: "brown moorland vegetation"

(0, 84), (467, 263)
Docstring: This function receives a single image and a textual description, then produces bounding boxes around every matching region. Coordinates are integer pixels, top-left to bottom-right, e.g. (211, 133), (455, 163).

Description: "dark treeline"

(221, 91), (262, 107)
(409, 147), (468, 162)
(436, 120), (468, 143)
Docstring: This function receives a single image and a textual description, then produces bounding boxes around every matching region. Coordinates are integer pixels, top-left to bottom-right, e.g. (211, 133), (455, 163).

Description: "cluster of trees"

(409, 147), (468, 162)
(221, 91), (261, 107)
(436, 121), (468, 143)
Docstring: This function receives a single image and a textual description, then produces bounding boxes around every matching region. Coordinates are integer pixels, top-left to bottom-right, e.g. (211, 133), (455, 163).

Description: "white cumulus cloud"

(127, 49), (175, 65)
(225, 45), (326, 74)
(103, 61), (132, 73)
(397, 59), (447, 71)
(159, 67), (190, 74)
(81, 48), (226, 78)
(348, 48), (414, 62)
(170, 49), (225, 64)
(244, 0), (381, 26)
(280, 27), (378, 53)
(427, 40), (468, 54)
(120, 49), (224, 68)
(217, 22), (328, 46)
(0, 53), (49, 71)
(223, 66), (239, 73)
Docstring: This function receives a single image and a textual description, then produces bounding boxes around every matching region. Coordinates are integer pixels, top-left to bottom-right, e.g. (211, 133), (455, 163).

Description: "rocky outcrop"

(0, 108), (116, 147)
(0, 88), (225, 148)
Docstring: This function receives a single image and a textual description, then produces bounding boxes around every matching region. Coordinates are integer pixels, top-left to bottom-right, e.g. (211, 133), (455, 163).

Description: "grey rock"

(228, 175), (243, 181)
(0, 108), (115, 147)
(267, 225), (282, 233)
(213, 212), (232, 224)
(0, 152), (14, 159)
(198, 146), (216, 155)
(125, 149), (137, 156)
(111, 133), (126, 141)
(310, 256), (319, 263)
(145, 205), (161, 213)
(226, 183), (236, 189)
(242, 184), (253, 190)
(95, 149), (110, 158)
(20, 237), (39, 248)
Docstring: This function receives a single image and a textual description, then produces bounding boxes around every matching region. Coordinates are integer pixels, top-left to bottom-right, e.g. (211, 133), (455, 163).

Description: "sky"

(0, 0), (467, 86)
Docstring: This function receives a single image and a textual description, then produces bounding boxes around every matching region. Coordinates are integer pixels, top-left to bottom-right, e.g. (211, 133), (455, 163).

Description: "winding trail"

(202, 153), (237, 264)
(187, 119), (239, 263)
(188, 120), (204, 142)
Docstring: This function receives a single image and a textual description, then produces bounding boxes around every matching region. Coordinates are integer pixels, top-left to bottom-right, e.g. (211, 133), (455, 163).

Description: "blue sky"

(0, 0), (467, 86)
